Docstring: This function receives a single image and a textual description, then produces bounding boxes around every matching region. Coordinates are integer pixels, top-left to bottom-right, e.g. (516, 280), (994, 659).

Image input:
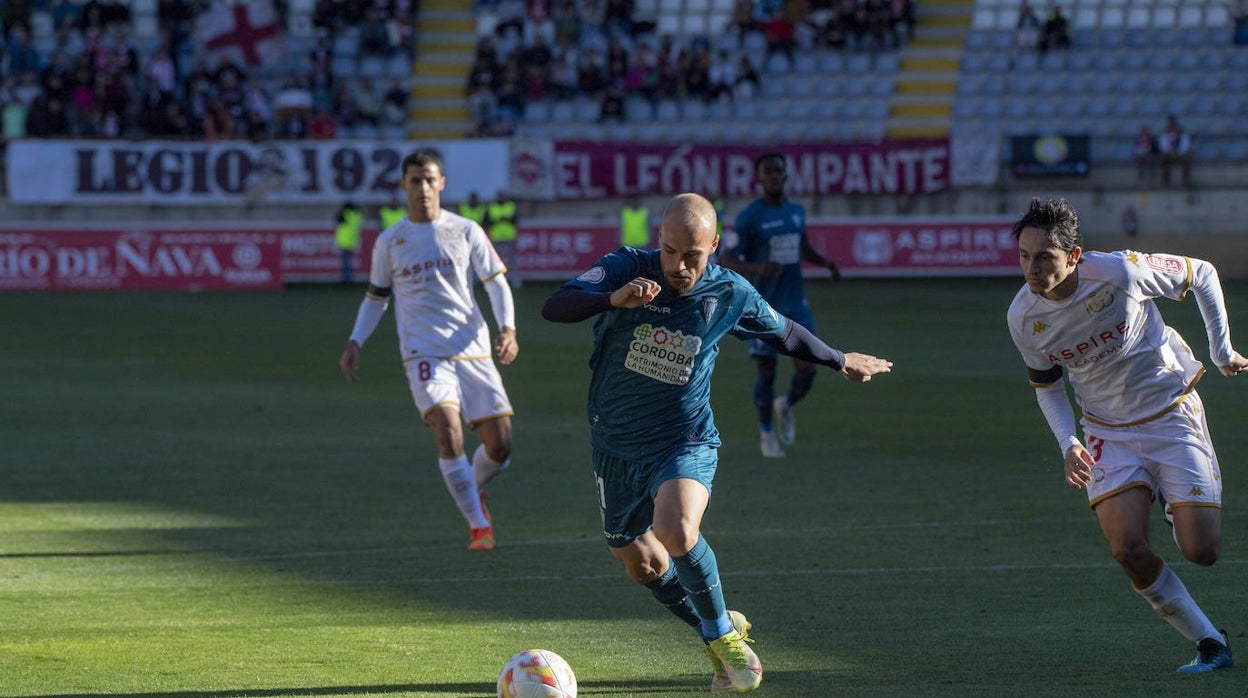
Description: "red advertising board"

(805, 218), (1019, 276)
(0, 228), (283, 292)
(0, 216), (1018, 292)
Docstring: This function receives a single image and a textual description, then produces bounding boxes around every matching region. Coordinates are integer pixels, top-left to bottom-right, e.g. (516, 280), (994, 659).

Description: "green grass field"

(2, 278), (1246, 697)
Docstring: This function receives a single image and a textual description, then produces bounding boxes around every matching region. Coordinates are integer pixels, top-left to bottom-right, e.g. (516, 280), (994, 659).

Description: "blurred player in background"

(720, 152), (841, 459)
(543, 192), (891, 692)
(339, 148), (518, 551)
(1007, 197), (1246, 673)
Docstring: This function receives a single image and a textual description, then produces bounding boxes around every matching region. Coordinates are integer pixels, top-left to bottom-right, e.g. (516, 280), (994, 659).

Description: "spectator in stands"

(354, 77), (383, 127)
(1159, 115), (1193, 188)
(734, 55), (760, 101)
(821, 2), (849, 51)
(578, 0), (607, 38)
(1133, 124), (1159, 183)
(53, 0), (83, 31)
(203, 98), (235, 140)
(577, 48), (607, 97)
(599, 83), (626, 123)
(2, 92), (29, 143)
(361, 6), (392, 56)
(309, 108), (337, 139)
(548, 51), (578, 100)
(7, 26), (44, 76)
(1040, 4), (1071, 53)
(605, 36), (630, 84)
(383, 77), (408, 124)
(149, 98), (191, 137)
(25, 87), (71, 137)
(467, 83), (498, 136)
(495, 76), (525, 134)
(552, 0), (582, 46)
(244, 79), (274, 139)
(147, 45), (178, 101)
(891, 0), (915, 44)
(708, 50), (737, 103)
(1015, 1), (1042, 51)
(763, 3), (797, 67)
(603, 0), (634, 38)
(682, 44), (711, 102)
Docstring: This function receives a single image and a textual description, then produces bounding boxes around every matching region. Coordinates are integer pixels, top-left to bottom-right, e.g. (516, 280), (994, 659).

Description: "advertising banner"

(509, 139), (952, 200)
(0, 227), (283, 291)
(807, 218), (1020, 276)
(5, 140), (510, 205)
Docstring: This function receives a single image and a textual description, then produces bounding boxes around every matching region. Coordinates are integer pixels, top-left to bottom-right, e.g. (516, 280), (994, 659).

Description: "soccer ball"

(496, 648), (577, 698)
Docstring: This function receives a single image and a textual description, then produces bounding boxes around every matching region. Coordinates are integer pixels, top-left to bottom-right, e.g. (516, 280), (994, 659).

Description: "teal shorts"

(593, 445), (718, 548)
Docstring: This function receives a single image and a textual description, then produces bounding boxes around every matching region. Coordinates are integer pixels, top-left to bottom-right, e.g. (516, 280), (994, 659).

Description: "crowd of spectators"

(1, 0), (414, 145)
(466, 0), (916, 136)
(1013, 1), (1069, 54)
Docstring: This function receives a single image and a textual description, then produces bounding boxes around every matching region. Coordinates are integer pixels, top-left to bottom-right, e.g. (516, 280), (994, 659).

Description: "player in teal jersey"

(721, 152), (842, 458)
(542, 193), (891, 692)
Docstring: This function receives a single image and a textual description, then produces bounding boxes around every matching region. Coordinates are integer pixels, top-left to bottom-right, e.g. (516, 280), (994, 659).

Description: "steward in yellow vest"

(487, 195), (517, 244)
(335, 202), (363, 284)
(459, 191), (488, 227)
(620, 195), (650, 248)
(379, 199), (406, 229)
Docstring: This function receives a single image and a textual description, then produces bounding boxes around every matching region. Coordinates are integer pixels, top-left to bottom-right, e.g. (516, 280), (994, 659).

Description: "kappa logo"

(1032, 320), (1049, 335)
(1084, 289), (1114, 315)
(1189, 486), (1205, 497)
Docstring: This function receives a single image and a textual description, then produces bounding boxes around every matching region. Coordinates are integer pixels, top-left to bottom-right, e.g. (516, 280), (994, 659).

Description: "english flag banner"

(194, 0), (285, 69)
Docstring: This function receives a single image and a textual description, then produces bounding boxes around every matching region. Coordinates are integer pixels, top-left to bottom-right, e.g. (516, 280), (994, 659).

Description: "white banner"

(6, 140), (511, 205)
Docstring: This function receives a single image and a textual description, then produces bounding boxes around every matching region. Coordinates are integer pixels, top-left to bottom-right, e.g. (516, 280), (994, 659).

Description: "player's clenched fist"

(610, 277), (661, 308)
(839, 352), (892, 383)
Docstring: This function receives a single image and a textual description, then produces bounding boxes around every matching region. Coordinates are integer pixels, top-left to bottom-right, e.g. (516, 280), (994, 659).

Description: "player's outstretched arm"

(1219, 350), (1248, 376)
(839, 352), (892, 382)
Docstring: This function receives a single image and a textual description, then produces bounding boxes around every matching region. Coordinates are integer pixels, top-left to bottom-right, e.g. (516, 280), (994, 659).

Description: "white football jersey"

(369, 210), (507, 359)
(1008, 250), (1232, 426)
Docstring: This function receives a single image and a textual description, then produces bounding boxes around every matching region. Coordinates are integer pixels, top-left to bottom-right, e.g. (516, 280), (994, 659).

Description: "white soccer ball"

(496, 648), (578, 698)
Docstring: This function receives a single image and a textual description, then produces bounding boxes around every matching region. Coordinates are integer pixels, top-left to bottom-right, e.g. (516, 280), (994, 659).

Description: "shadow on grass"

(28, 677), (703, 698)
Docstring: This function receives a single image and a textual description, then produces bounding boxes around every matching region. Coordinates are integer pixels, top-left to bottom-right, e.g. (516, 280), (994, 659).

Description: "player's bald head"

(660, 193), (717, 243)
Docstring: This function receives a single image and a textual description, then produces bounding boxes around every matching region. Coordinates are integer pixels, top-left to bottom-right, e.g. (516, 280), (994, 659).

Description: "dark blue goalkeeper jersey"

(560, 247), (786, 462)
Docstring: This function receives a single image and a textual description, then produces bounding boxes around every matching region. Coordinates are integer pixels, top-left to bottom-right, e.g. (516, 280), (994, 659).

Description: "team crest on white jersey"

(1084, 289), (1114, 315)
(1032, 321), (1049, 335)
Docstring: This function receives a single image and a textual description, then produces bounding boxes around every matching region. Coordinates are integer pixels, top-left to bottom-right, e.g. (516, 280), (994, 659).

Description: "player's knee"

(484, 442), (511, 464)
(1109, 538), (1153, 571)
(651, 521), (699, 556)
(1181, 539), (1220, 567)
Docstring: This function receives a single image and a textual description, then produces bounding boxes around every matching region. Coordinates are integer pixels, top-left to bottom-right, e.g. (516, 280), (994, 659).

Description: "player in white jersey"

(338, 149), (518, 551)
(1007, 198), (1247, 673)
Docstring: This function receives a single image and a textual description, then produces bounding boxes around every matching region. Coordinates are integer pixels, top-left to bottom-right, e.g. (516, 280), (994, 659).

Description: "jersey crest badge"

(701, 296), (718, 323)
(576, 266), (606, 284)
(1032, 321), (1049, 335)
(1084, 289), (1114, 315)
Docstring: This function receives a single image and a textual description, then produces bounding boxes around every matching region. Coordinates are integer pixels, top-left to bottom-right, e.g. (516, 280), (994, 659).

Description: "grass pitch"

(2, 278), (1246, 697)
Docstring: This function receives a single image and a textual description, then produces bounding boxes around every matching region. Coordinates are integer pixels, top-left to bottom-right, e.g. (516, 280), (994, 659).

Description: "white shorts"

(403, 355), (513, 425)
(1082, 391), (1222, 511)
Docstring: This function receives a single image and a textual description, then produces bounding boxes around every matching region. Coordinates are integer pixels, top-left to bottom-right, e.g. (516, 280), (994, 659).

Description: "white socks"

(471, 443), (510, 488)
(1136, 562), (1220, 642)
(439, 456), (488, 529)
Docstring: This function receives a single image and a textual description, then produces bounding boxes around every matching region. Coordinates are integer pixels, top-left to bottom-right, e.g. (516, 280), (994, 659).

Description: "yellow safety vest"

(335, 208), (363, 251)
(459, 202), (488, 225)
(380, 205), (405, 229)
(621, 205), (650, 247)
(487, 200), (517, 243)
